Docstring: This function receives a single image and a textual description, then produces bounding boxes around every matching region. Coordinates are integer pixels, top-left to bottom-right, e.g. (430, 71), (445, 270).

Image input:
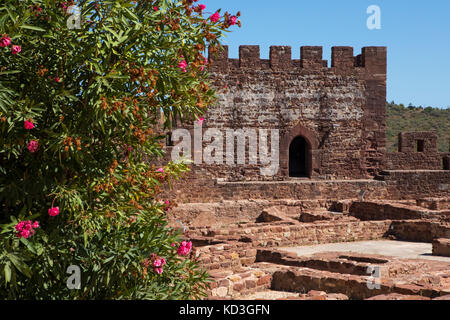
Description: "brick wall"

(190, 220), (392, 248)
(389, 220), (450, 242)
(166, 176), (389, 203)
(417, 198), (450, 210)
(170, 45), (387, 181)
(386, 132), (449, 170)
(432, 238), (450, 257)
(349, 201), (432, 221)
(381, 170), (450, 199)
(386, 152), (446, 170)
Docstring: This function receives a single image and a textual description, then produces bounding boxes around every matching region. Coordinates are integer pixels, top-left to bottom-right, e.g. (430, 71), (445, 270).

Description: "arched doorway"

(289, 136), (309, 177)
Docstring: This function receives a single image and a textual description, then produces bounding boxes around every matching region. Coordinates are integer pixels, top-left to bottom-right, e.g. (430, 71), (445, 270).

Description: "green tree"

(0, 0), (239, 299)
(386, 102), (449, 152)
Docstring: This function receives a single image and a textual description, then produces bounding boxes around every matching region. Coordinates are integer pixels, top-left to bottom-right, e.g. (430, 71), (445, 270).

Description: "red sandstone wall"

(432, 238), (450, 257)
(390, 220), (450, 242)
(162, 169), (449, 204)
(177, 45), (387, 181)
(156, 46), (450, 205)
(386, 152), (447, 170)
(166, 175), (389, 203)
(189, 220), (392, 247)
(381, 170), (450, 199)
(349, 201), (428, 220)
(386, 132), (449, 170)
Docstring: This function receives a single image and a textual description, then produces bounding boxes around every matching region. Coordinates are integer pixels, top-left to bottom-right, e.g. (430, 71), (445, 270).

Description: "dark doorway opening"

(289, 136), (309, 177)
(416, 140), (425, 152)
(444, 157), (449, 170)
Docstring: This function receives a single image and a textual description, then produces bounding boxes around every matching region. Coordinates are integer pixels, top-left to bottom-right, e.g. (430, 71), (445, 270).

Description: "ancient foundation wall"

(381, 170), (450, 199)
(348, 201), (444, 221)
(389, 220), (450, 242)
(432, 238), (450, 257)
(386, 152), (448, 170)
(167, 176), (389, 203)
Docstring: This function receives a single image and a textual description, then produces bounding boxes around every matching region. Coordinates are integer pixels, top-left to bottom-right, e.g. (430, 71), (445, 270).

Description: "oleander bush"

(0, 0), (239, 299)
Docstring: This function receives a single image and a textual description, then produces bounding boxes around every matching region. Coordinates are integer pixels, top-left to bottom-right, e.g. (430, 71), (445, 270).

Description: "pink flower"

(153, 258), (166, 268)
(196, 117), (205, 125)
(178, 59), (188, 72)
(20, 229), (30, 239)
(229, 16), (237, 25)
(152, 257), (166, 274)
(24, 120), (34, 130)
(177, 241), (193, 256)
(123, 144), (132, 153)
(55, 77), (61, 83)
(154, 267), (163, 275)
(154, 6), (158, 11)
(15, 220), (39, 239)
(153, 259), (163, 268)
(171, 242), (176, 247)
(15, 221), (25, 231)
(11, 45), (21, 55)
(48, 206), (60, 217)
(0, 35), (11, 47)
(198, 4), (206, 11)
(183, 241), (192, 250)
(157, 167), (165, 173)
(60, 2), (69, 11)
(199, 57), (208, 71)
(210, 12), (220, 23)
(27, 140), (39, 153)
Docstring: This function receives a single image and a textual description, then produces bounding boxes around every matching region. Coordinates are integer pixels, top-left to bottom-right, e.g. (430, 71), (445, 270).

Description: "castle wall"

(381, 170), (450, 199)
(192, 45), (387, 181)
(159, 45), (449, 209)
(166, 176), (389, 203)
(386, 132), (449, 170)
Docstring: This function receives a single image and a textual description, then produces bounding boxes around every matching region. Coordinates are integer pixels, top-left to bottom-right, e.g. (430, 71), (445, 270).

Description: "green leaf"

(20, 238), (37, 255)
(103, 256), (115, 263)
(0, 70), (21, 75)
(19, 25), (46, 32)
(7, 253), (32, 278)
(4, 262), (11, 284)
(47, 256), (53, 268)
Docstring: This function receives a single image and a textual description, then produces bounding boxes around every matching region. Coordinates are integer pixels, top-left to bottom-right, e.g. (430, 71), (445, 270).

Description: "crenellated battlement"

(208, 45), (386, 77)
(201, 44), (388, 179)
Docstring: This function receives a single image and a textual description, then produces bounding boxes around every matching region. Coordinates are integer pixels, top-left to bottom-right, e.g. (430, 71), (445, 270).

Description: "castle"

(163, 45), (449, 206)
(161, 45), (450, 300)
(207, 45), (387, 180)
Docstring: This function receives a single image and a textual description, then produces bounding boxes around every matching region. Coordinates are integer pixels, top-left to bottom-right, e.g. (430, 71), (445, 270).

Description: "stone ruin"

(160, 45), (450, 300)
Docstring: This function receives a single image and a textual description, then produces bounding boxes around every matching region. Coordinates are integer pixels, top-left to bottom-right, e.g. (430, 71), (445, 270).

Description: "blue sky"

(206, 0), (450, 108)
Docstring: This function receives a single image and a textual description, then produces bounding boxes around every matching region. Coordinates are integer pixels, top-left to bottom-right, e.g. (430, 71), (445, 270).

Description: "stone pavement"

(279, 240), (450, 262)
